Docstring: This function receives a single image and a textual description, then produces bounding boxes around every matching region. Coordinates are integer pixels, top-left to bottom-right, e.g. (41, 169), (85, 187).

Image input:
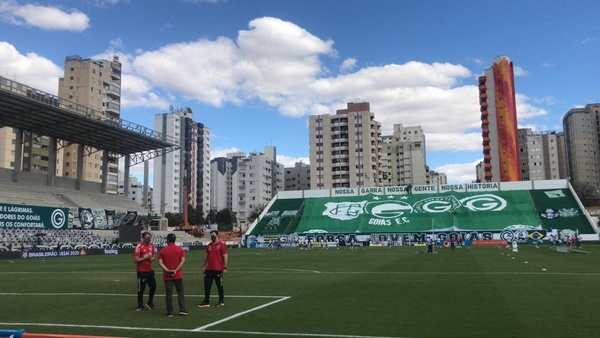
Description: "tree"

(187, 206), (204, 225)
(215, 208), (236, 231)
(164, 212), (183, 228)
(572, 182), (600, 207)
(206, 208), (217, 224)
(247, 204), (266, 224)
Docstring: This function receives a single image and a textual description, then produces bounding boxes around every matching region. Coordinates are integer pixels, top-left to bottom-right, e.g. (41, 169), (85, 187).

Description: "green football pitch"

(1, 244), (600, 338)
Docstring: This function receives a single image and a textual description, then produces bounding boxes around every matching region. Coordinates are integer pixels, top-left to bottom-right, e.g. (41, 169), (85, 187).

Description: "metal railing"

(0, 76), (178, 146)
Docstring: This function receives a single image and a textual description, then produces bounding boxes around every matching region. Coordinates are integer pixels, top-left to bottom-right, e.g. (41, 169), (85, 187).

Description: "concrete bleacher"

(0, 168), (149, 214)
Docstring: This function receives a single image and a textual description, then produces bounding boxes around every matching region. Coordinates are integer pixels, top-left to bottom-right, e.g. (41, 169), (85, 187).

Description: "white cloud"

(0, 16), (551, 183)
(426, 132), (482, 152)
(131, 17), (335, 110)
(513, 66), (528, 77)
(339, 58), (356, 73)
(532, 96), (558, 105)
(467, 57), (485, 66)
(276, 155), (310, 168)
(0, 41), (62, 94)
(210, 147), (308, 168)
(433, 159), (482, 184)
(516, 93), (548, 120)
(87, 0), (128, 7)
(211, 147), (243, 159)
(0, 0), (90, 31)
(581, 37), (596, 44)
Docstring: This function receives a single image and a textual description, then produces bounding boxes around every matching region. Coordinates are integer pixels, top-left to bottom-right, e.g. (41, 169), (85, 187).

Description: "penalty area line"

(193, 296), (291, 331)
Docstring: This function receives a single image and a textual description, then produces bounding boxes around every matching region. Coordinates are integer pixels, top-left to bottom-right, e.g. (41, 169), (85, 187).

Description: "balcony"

(104, 101), (120, 114)
(104, 85), (120, 99)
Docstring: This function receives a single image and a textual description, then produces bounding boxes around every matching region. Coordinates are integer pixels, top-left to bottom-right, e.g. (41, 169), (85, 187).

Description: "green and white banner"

(0, 203), (68, 230)
(296, 191), (539, 233)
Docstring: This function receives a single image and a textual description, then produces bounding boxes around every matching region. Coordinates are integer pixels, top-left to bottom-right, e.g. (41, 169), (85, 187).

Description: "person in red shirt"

(134, 231), (156, 311)
(197, 230), (228, 308)
(158, 233), (187, 317)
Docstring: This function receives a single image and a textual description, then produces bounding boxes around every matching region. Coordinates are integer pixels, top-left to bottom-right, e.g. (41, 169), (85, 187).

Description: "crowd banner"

(0, 203), (68, 230)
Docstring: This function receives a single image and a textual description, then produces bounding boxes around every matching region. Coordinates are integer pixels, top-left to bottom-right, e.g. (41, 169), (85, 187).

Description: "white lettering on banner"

(439, 184), (465, 192)
(465, 183), (499, 191)
(332, 188), (356, 196)
(360, 187), (384, 195)
(412, 185), (436, 192)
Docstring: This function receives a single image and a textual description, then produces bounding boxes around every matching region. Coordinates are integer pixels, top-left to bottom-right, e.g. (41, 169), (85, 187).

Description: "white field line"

(193, 296), (290, 331)
(0, 293), (406, 337)
(0, 323), (407, 338)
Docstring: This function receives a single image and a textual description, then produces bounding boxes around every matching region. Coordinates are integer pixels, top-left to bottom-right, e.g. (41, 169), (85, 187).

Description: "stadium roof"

(0, 76), (178, 157)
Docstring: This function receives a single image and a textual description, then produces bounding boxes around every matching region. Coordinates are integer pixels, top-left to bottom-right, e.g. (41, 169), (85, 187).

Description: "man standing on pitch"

(134, 231), (156, 311)
(197, 230), (228, 308)
(158, 233), (188, 317)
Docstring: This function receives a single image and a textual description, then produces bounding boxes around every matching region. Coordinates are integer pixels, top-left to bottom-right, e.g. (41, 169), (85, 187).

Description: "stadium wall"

(0, 245), (206, 260)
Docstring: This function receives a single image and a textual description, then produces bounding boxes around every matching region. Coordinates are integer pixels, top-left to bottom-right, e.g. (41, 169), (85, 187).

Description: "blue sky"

(1, 0), (599, 184)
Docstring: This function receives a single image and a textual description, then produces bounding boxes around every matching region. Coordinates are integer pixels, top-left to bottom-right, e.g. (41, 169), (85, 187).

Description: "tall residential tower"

(153, 107), (211, 217)
(309, 102), (382, 189)
(562, 103), (600, 187)
(479, 56), (521, 182)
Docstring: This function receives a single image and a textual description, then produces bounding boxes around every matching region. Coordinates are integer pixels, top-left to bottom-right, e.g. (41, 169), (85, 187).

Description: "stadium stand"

(0, 229), (108, 251)
(0, 171), (148, 214)
(246, 179), (599, 243)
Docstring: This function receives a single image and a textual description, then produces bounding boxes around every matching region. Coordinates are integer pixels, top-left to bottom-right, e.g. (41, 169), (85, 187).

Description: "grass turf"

(1, 244), (599, 338)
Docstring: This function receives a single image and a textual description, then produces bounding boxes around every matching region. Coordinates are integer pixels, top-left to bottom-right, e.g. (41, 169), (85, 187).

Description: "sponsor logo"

(323, 201), (366, 220)
(322, 194), (508, 222)
(540, 208), (559, 219)
(104, 249), (118, 255)
(459, 194), (506, 211)
(414, 196), (460, 213)
(544, 190), (565, 198)
(558, 208), (578, 217)
(51, 209), (66, 229)
(365, 200), (413, 219)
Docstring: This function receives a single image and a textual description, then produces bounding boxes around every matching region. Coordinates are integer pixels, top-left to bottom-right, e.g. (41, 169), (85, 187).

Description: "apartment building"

(211, 146), (283, 228)
(380, 124), (427, 186)
(118, 175), (152, 208)
(563, 103), (600, 187)
(479, 56), (521, 182)
(284, 162), (310, 191)
(518, 128), (567, 181)
(57, 55), (122, 192)
(153, 107), (211, 216)
(309, 102), (382, 189)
